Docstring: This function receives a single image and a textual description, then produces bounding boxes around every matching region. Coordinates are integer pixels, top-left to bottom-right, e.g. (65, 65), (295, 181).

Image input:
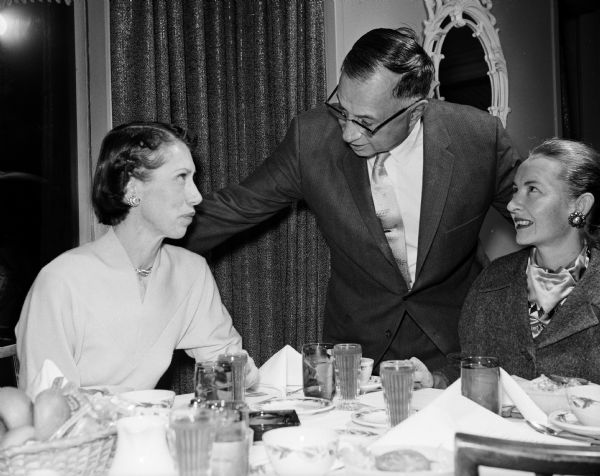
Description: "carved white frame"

(422, 0), (510, 125)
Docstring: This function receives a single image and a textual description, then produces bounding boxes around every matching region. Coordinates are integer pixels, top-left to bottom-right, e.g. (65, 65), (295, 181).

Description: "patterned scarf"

(527, 244), (590, 338)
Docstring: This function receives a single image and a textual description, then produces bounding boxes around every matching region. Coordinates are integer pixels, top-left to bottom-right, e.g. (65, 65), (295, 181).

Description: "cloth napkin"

(258, 345), (303, 395)
(500, 368), (548, 425)
(27, 359), (68, 400)
(372, 375), (570, 452)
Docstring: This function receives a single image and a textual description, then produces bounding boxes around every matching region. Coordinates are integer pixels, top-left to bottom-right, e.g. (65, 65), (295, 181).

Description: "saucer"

(360, 376), (382, 393)
(549, 409), (600, 437)
(119, 389), (176, 408)
(253, 397), (334, 415)
(351, 408), (389, 428)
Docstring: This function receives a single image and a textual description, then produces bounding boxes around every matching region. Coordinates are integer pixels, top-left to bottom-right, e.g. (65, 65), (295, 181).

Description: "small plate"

(361, 376), (382, 393)
(351, 408), (389, 428)
(119, 389), (176, 408)
(254, 397), (334, 415)
(549, 409), (600, 437)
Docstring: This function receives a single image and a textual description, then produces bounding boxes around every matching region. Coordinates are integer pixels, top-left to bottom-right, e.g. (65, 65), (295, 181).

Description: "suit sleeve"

(492, 117), (522, 220)
(184, 115), (304, 254)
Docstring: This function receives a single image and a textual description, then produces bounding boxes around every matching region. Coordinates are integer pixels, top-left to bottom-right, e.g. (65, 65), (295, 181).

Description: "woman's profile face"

(134, 140), (202, 240)
(507, 155), (576, 250)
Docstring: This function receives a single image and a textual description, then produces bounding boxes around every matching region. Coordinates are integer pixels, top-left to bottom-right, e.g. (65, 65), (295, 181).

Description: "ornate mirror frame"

(422, 0), (510, 126)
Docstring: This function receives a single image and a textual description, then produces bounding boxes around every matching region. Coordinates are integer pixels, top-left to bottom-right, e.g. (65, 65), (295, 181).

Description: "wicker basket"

(0, 428), (117, 476)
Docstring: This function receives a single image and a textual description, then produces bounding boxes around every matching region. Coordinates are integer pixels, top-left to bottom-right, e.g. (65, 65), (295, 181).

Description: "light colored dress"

(16, 227), (256, 392)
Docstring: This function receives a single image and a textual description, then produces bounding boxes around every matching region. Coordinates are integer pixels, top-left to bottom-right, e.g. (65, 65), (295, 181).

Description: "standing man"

(184, 27), (520, 381)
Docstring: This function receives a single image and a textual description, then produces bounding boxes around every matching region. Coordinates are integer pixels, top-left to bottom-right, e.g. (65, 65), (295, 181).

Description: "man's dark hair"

(341, 27), (434, 99)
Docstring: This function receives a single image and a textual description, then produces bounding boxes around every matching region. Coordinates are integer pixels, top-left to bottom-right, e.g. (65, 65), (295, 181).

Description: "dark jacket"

(459, 247), (600, 383)
(185, 100), (520, 367)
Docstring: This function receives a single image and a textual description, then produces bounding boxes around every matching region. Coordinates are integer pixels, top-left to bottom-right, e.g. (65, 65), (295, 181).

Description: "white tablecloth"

(175, 385), (564, 476)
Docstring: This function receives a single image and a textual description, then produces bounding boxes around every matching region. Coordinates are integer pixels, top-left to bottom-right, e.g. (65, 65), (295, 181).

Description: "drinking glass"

(460, 356), (501, 414)
(194, 361), (219, 402)
(380, 360), (414, 426)
(207, 407), (252, 476)
(169, 407), (216, 476)
(217, 352), (248, 401)
(333, 343), (362, 410)
(198, 400), (250, 426)
(302, 343), (335, 400)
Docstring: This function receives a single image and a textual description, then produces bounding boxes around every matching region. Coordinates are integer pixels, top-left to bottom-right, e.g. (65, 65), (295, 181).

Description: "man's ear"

(408, 99), (428, 131)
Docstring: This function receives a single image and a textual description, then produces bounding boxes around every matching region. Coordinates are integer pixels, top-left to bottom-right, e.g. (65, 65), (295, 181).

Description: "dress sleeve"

(15, 268), (81, 395)
(177, 263), (259, 386)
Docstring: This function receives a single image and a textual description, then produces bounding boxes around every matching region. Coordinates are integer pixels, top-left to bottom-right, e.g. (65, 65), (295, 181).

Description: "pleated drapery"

(110, 1), (329, 380)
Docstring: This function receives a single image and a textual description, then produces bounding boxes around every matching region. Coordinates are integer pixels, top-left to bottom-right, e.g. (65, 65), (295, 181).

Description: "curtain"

(110, 0), (329, 390)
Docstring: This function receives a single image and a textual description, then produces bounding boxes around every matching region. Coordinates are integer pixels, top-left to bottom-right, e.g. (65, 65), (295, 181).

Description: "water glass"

(302, 343), (335, 400)
(194, 361), (220, 401)
(460, 355), (501, 414)
(208, 407), (251, 476)
(380, 360), (414, 426)
(169, 407), (216, 476)
(197, 400), (250, 426)
(333, 343), (362, 410)
(217, 352), (248, 401)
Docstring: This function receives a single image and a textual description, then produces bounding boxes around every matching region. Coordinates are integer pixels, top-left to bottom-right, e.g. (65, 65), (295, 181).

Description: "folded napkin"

(27, 359), (68, 400)
(258, 345), (303, 395)
(372, 378), (569, 452)
(500, 368), (548, 425)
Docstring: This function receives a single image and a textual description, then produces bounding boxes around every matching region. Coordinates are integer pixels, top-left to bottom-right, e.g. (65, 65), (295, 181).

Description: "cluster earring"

(126, 194), (141, 207)
(568, 211), (586, 228)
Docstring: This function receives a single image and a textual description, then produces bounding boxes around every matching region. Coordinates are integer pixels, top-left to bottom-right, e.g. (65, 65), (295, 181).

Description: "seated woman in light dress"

(16, 122), (259, 393)
(413, 138), (600, 387)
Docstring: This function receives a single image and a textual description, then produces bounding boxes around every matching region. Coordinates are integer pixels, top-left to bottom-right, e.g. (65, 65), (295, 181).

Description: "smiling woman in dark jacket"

(414, 138), (600, 388)
(458, 138), (600, 383)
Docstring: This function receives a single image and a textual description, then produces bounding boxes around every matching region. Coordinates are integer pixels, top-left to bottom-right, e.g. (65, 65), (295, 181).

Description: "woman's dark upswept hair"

(92, 121), (188, 226)
(341, 27), (434, 99)
(530, 138), (600, 247)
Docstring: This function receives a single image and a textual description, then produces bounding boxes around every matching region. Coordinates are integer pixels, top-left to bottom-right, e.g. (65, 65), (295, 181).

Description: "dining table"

(171, 378), (584, 476)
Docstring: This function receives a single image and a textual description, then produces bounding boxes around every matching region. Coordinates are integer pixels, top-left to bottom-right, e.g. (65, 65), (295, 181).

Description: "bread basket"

(0, 427), (117, 476)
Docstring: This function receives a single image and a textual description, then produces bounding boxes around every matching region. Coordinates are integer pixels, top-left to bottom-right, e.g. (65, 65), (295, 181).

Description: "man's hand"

(409, 356), (434, 389)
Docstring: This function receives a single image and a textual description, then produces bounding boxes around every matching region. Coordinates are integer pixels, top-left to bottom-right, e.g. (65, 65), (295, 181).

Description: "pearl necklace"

(135, 266), (152, 278)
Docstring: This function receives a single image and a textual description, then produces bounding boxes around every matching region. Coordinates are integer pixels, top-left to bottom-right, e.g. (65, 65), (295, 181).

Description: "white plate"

(253, 397), (334, 415)
(352, 408), (389, 428)
(119, 390), (176, 408)
(549, 409), (600, 437)
(361, 376), (382, 393)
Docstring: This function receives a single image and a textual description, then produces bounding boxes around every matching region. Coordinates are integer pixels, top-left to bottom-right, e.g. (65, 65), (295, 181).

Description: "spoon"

(525, 419), (600, 445)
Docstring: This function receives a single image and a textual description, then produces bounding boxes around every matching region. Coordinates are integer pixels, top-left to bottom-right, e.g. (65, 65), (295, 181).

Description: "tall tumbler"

(217, 352), (248, 401)
(380, 360), (415, 427)
(302, 343), (335, 400)
(169, 407), (216, 476)
(194, 361), (219, 402)
(333, 343), (362, 410)
(460, 356), (501, 414)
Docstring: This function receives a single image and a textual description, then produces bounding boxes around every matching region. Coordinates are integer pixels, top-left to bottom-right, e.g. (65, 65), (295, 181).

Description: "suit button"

(385, 330), (392, 338)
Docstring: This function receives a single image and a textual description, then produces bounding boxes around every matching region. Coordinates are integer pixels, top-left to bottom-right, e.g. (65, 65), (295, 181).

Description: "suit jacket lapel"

(415, 106), (454, 281)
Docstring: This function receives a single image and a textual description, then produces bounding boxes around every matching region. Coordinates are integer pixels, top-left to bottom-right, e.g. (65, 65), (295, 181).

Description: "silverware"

(525, 419), (600, 446)
(549, 374), (589, 386)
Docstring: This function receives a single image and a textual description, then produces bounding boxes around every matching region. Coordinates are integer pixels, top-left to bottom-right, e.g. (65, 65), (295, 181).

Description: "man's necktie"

(371, 152), (412, 289)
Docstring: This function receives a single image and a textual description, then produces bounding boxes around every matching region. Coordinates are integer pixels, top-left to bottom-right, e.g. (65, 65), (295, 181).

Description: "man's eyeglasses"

(325, 86), (425, 137)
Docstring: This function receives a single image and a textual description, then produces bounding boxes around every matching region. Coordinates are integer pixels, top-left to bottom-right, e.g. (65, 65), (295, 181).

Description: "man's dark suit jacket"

(459, 248), (600, 383)
(185, 100), (521, 368)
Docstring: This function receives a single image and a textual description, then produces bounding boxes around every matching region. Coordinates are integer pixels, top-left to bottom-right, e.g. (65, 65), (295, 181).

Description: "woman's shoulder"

(473, 248), (529, 291)
(161, 243), (209, 270)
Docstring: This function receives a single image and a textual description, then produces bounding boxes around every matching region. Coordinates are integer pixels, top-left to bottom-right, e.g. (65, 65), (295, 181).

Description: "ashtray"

(249, 409), (301, 441)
